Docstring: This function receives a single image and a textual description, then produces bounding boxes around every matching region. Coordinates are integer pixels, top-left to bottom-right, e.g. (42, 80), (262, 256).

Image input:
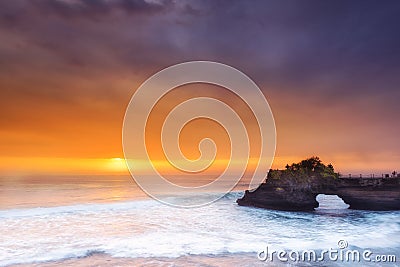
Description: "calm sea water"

(0, 175), (399, 266)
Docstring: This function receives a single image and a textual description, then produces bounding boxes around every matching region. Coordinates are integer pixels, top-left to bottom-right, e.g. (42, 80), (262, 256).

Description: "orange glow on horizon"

(1, 82), (398, 176)
(0, 154), (398, 177)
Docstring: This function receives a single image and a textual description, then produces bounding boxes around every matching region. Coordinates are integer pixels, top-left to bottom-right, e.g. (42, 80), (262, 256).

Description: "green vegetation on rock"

(267, 157), (338, 189)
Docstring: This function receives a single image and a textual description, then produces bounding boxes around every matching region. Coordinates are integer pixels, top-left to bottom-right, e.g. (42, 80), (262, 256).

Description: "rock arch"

(237, 177), (400, 211)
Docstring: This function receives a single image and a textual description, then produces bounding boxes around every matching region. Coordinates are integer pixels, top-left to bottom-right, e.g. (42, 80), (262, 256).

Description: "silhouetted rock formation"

(331, 178), (400, 210)
(237, 158), (400, 211)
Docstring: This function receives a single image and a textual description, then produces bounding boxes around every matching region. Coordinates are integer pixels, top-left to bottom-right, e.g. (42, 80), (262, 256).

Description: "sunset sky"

(0, 0), (399, 176)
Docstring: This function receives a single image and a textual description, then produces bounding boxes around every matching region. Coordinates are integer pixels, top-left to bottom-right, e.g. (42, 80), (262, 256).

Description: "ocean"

(1, 175), (399, 266)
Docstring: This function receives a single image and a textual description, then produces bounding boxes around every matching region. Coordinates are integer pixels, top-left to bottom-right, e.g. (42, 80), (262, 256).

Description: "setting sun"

(107, 158), (128, 173)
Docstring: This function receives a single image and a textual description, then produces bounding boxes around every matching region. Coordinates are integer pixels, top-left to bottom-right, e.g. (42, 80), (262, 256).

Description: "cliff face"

(237, 183), (319, 211)
(237, 177), (400, 211)
(334, 178), (400, 210)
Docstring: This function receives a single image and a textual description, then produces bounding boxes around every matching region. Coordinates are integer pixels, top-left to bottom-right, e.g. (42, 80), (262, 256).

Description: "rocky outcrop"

(237, 177), (400, 211)
(333, 178), (400, 210)
(237, 183), (319, 211)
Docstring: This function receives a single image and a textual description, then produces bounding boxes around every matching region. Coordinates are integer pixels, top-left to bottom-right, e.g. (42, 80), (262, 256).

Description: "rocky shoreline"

(237, 176), (400, 211)
(237, 157), (400, 211)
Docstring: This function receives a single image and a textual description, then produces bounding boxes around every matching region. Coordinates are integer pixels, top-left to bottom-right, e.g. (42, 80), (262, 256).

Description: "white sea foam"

(0, 193), (399, 266)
